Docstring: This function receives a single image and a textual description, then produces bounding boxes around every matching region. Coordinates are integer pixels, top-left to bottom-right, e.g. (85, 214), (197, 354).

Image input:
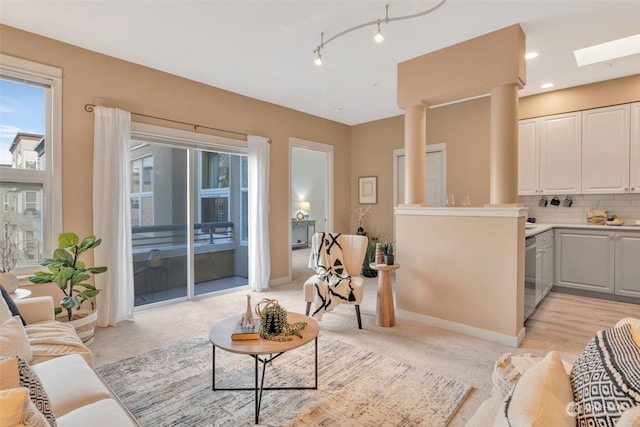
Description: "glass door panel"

(132, 144), (188, 306)
(193, 150), (248, 296)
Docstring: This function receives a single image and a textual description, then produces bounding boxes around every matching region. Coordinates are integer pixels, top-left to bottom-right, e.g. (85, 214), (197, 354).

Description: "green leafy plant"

(383, 241), (394, 256)
(29, 233), (107, 321)
(361, 237), (378, 277)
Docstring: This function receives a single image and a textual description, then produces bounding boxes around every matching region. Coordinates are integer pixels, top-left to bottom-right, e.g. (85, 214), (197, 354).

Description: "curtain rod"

(84, 104), (261, 140)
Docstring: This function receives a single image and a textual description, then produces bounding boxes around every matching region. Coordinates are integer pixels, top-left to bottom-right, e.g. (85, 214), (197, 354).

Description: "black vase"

(384, 255), (395, 265)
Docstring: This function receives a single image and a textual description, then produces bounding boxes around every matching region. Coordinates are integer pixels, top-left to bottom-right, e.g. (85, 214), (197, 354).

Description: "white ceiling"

(1, 0), (639, 125)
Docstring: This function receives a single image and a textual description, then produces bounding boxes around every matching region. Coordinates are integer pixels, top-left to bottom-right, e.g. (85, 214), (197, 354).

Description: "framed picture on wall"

(358, 176), (377, 204)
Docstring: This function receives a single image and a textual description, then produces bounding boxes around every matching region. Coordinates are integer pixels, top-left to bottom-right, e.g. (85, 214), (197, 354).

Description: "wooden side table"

(369, 263), (399, 327)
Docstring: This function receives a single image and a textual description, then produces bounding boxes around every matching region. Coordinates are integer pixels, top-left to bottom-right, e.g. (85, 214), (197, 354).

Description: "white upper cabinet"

(630, 102), (640, 193)
(518, 119), (539, 195)
(581, 104), (630, 194)
(539, 112), (582, 194)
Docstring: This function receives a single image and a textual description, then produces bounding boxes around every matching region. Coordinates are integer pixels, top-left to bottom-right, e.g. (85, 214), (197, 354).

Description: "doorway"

(289, 138), (333, 280)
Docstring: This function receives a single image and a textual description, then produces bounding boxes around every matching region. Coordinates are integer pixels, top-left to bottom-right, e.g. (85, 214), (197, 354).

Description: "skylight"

(574, 34), (640, 67)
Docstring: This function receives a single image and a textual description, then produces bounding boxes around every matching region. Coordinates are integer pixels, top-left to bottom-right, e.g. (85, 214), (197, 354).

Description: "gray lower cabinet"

(616, 233), (640, 298)
(555, 228), (640, 297)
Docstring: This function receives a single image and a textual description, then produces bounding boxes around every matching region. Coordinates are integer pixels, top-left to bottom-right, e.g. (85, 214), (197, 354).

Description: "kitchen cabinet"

(631, 102), (640, 194)
(518, 113), (582, 195)
(539, 112), (582, 194)
(555, 228), (640, 297)
(518, 119), (539, 195)
(581, 104), (630, 194)
(615, 232), (640, 298)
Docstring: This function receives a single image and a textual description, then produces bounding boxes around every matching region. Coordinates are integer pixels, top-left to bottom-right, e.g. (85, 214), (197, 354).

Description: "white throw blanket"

(26, 321), (94, 367)
(308, 232), (356, 319)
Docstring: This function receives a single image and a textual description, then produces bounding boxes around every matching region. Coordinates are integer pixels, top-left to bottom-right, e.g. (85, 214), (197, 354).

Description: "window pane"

(0, 79), (45, 171)
(142, 156), (153, 192)
(131, 159), (140, 193)
(0, 182), (43, 267)
(201, 152), (229, 189)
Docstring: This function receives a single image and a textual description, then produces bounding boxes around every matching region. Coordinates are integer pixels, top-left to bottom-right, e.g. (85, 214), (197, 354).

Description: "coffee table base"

(212, 337), (318, 424)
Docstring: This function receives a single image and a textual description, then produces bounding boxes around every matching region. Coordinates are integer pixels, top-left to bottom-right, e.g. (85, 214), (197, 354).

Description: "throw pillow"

(0, 284), (26, 326)
(0, 293), (12, 324)
(495, 350), (575, 427)
(0, 386), (29, 426)
(15, 356), (56, 427)
(0, 356), (20, 390)
(0, 316), (33, 362)
(0, 387), (50, 427)
(570, 324), (640, 427)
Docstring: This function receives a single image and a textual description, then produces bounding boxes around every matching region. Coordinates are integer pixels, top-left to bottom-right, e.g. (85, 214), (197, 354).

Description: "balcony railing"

(131, 221), (233, 251)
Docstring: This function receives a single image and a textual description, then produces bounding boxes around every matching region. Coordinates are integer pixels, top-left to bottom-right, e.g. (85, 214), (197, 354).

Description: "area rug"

(97, 336), (471, 427)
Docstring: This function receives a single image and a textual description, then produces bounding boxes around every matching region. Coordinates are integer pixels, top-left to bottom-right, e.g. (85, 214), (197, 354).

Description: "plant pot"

(0, 271), (19, 293)
(58, 310), (98, 345)
(361, 268), (378, 278)
(384, 255), (395, 265)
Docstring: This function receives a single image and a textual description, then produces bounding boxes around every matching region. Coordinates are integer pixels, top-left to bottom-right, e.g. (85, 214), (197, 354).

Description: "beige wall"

(350, 97), (491, 241)
(0, 24), (351, 281)
(395, 211), (525, 341)
(519, 74), (640, 119)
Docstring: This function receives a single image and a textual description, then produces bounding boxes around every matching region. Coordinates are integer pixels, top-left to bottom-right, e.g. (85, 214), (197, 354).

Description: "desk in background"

(292, 220), (316, 249)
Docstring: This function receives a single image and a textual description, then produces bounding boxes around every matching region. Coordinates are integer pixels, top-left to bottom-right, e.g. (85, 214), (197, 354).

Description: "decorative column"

(489, 83), (519, 205)
(403, 103), (427, 206)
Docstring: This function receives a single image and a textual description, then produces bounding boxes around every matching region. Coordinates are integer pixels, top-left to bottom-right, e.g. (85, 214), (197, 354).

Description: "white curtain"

(93, 106), (135, 326)
(248, 135), (271, 292)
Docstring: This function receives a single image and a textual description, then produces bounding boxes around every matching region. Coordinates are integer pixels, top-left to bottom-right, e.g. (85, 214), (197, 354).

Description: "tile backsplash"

(519, 194), (640, 225)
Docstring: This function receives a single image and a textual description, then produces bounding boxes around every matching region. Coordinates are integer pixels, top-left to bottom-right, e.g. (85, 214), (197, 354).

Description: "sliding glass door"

(130, 127), (248, 307)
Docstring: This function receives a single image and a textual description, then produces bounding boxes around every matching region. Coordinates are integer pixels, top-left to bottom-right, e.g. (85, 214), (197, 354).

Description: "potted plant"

(361, 237), (378, 278)
(383, 241), (395, 265)
(29, 232), (107, 344)
(0, 223), (20, 293)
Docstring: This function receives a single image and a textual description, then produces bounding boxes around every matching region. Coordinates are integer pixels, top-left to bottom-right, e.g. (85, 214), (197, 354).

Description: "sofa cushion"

(0, 316), (33, 362)
(617, 405), (640, 427)
(0, 387), (51, 427)
(494, 350), (575, 427)
(31, 354), (111, 418)
(463, 396), (502, 427)
(0, 284), (26, 326)
(56, 399), (138, 427)
(12, 356), (57, 427)
(570, 324), (640, 427)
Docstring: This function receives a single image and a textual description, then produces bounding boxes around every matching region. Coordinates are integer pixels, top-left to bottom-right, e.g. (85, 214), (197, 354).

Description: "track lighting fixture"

(312, 0), (447, 65)
(374, 20), (384, 43)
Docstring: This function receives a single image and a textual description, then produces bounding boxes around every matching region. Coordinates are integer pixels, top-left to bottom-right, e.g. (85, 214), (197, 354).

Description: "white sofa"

(1, 294), (138, 427)
(465, 318), (640, 427)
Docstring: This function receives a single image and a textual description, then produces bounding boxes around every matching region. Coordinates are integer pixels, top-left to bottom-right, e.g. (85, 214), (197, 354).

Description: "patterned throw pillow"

(570, 324), (640, 427)
(10, 356), (57, 427)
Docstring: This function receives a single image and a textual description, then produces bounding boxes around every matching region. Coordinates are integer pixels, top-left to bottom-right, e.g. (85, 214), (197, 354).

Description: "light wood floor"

(92, 249), (639, 426)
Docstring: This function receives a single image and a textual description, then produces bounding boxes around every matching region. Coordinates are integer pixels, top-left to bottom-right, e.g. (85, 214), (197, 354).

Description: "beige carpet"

(91, 247), (640, 426)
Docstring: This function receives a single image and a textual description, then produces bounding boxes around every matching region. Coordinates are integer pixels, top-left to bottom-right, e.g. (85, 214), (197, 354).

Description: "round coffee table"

(208, 312), (319, 424)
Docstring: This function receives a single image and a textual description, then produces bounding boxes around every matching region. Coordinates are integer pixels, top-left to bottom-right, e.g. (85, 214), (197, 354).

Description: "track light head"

(374, 20), (384, 43)
(314, 50), (322, 66)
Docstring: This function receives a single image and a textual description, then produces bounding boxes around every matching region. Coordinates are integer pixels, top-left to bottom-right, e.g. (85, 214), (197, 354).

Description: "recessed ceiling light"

(574, 33), (640, 67)
(540, 83), (554, 89)
(333, 107), (343, 113)
(525, 52), (538, 60)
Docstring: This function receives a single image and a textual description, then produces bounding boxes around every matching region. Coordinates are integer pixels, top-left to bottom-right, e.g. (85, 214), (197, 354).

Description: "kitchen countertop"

(525, 221), (640, 237)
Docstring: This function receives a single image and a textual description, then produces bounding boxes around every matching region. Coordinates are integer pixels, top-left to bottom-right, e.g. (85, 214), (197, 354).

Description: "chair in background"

(303, 233), (368, 328)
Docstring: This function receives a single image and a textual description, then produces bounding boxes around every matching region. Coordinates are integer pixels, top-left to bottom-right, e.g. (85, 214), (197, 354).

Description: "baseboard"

(269, 276), (292, 287)
(396, 309), (526, 347)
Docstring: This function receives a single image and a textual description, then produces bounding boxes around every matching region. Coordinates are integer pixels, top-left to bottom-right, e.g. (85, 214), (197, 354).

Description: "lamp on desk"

(296, 201), (311, 220)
